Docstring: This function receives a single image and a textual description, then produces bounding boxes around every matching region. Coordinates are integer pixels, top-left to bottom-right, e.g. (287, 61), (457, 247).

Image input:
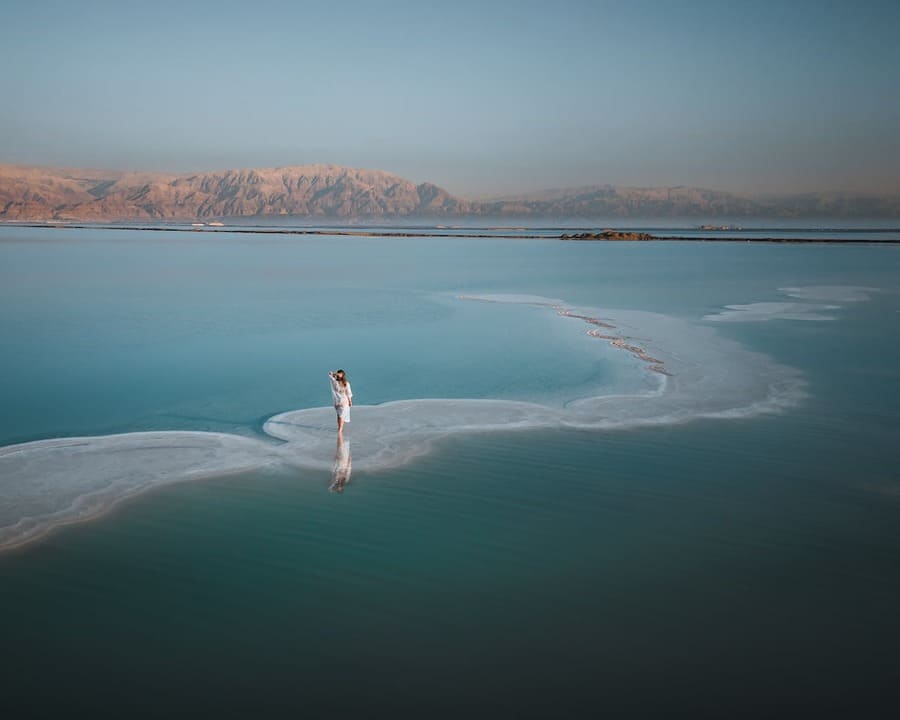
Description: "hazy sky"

(2, 0), (899, 197)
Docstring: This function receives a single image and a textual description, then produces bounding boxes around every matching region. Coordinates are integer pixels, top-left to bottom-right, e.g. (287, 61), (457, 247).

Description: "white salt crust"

(1, 294), (811, 551)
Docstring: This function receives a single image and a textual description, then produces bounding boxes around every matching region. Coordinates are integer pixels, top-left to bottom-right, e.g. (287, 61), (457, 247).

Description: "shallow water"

(1, 225), (899, 715)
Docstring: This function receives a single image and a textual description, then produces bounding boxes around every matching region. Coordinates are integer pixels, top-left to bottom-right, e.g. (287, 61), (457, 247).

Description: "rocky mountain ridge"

(1, 164), (898, 220)
(0, 164), (477, 221)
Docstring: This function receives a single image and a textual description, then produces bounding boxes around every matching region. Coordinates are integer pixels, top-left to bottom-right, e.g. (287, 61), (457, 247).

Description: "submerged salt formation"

(0, 294), (809, 552)
(704, 285), (880, 322)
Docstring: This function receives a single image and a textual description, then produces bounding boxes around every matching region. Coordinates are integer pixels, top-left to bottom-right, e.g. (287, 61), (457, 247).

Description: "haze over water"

(1, 223), (899, 716)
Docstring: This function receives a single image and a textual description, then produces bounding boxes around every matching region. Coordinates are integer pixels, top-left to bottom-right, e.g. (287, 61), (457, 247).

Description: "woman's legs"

(336, 404), (349, 436)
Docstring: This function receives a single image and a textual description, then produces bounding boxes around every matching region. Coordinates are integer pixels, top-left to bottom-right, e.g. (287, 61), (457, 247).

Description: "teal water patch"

(1, 227), (900, 714)
(2, 419), (898, 716)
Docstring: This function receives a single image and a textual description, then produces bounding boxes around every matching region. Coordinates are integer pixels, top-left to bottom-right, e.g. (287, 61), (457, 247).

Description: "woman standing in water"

(328, 369), (353, 437)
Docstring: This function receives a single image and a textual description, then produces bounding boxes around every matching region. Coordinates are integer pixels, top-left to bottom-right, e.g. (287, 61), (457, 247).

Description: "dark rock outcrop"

(561, 230), (655, 241)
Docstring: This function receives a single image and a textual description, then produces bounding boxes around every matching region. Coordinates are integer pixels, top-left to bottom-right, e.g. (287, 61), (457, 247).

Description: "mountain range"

(1, 164), (898, 220)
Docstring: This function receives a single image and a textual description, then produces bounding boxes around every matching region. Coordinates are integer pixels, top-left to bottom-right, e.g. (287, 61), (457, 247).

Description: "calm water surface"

(1, 225), (899, 717)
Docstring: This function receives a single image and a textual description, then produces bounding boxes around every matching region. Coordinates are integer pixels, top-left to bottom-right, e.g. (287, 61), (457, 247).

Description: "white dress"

(329, 374), (353, 421)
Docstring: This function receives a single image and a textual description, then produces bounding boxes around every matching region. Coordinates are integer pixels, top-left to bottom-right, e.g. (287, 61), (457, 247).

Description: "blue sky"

(2, 0), (898, 197)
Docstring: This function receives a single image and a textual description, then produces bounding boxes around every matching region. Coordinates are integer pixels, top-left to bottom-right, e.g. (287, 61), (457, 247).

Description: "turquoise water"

(1, 225), (899, 716)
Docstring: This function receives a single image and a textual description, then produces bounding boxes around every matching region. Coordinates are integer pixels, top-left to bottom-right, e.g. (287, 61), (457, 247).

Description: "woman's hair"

(335, 369), (348, 386)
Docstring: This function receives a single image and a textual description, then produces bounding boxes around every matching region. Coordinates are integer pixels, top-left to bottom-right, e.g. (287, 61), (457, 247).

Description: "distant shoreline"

(3, 222), (900, 244)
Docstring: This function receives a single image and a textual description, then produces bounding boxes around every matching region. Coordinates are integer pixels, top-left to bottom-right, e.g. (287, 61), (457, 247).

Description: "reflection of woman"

(328, 369), (353, 437)
(330, 437), (352, 493)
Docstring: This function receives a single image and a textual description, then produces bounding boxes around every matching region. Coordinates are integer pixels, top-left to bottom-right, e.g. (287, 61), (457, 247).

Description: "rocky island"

(560, 230), (655, 241)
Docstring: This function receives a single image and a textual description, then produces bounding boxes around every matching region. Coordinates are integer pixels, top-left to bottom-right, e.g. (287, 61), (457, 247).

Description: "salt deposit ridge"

(0, 293), (816, 551)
